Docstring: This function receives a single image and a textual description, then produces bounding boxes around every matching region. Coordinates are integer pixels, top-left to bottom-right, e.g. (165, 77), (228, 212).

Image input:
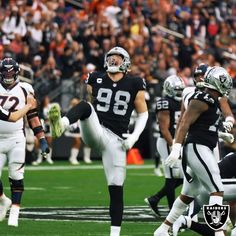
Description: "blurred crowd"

(1, 0), (236, 162)
(1, 0), (236, 102)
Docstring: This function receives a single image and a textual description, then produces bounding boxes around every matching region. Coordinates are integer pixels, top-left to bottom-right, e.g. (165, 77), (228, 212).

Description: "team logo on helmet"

(203, 204), (229, 230)
(204, 66), (232, 96)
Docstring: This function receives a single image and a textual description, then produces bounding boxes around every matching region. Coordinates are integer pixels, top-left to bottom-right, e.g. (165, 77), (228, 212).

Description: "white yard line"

(3, 165), (154, 171)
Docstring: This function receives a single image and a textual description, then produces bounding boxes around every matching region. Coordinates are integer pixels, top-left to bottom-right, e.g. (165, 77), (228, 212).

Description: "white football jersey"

(0, 82), (34, 136)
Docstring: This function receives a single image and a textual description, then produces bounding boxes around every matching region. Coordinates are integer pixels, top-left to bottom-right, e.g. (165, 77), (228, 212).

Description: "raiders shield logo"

(203, 204), (229, 230)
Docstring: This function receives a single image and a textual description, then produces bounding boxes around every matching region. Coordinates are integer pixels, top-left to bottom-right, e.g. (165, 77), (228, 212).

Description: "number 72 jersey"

(0, 82), (34, 136)
(86, 71), (146, 138)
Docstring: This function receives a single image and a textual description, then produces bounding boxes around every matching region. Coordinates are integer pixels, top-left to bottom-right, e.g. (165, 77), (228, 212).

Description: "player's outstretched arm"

(122, 90), (148, 150)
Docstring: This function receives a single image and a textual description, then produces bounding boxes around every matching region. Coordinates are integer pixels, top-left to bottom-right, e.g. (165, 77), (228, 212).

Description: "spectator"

(40, 56), (61, 90)
(1, 6), (27, 39)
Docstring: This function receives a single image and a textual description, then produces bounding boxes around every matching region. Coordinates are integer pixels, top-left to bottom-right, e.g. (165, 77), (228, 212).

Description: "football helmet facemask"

(104, 47), (131, 73)
(163, 75), (185, 101)
(204, 66), (232, 96)
(0, 58), (20, 86)
(193, 63), (209, 88)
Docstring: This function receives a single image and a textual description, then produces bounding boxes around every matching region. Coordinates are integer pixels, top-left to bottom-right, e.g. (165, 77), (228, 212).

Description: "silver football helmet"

(163, 75), (185, 101)
(204, 66), (232, 96)
(104, 47), (131, 73)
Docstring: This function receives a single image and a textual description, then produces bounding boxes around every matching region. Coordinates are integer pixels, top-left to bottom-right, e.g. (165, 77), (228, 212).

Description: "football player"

(48, 47), (148, 236)
(153, 66), (233, 236)
(0, 58), (49, 227)
(172, 152), (236, 236)
(145, 75), (185, 216)
(181, 63), (235, 154)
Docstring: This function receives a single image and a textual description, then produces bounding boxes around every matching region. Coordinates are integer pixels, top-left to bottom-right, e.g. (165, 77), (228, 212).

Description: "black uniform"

(181, 90), (223, 194)
(185, 90), (220, 150)
(156, 96), (181, 138)
(86, 71), (146, 138)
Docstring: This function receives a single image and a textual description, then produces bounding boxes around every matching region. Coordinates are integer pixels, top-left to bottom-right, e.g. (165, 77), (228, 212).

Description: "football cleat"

(0, 196), (11, 221)
(46, 157), (54, 165)
(172, 215), (191, 236)
(69, 158), (80, 165)
(153, 227), (170, 236)
(84, 156), (92, 164)
(8, 205), (20, 227)
(48, 103), (65, 138)
(154, 167), (163, 177)
(144, 197), (160, 216)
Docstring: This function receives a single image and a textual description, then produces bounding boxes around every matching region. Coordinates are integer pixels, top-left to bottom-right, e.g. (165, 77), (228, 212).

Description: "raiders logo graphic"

(219, 75), (227, 83)
(203, 204), (229, 230)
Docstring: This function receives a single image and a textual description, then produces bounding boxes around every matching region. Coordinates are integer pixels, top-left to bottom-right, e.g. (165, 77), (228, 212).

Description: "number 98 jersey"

(86, 71), (146, 138)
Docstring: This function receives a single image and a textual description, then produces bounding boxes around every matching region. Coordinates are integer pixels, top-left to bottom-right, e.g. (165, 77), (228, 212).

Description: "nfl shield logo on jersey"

(203, 204), (229, 230)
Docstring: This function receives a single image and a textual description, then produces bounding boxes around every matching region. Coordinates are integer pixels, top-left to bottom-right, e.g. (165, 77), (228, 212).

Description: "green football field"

(0, 160), (219, 235)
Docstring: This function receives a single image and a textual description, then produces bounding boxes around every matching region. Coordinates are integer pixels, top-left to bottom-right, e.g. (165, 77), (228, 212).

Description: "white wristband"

(172, 143), (182, 152)
(225, 116), (235, 124)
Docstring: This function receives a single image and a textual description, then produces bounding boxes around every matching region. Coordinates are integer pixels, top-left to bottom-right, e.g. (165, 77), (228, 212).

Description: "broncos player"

(154, 66), (233, 236)
(0, 94), (35, 122)
(48, 47), (148, 236)
(145, 75), (185, 215)
(0, 58), (49, 227)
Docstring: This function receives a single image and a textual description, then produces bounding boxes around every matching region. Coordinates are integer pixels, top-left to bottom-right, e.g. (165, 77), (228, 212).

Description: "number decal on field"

(96, 88), (131, 115)
(0, 95), (19, 111)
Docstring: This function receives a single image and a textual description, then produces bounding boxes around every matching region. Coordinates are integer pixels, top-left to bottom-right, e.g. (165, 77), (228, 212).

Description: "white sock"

(83, 146), (91, 160)
(47, 148), (53, 160)
(215, 231), (224, 236)
(159, 223), (170, 231)
(209, 195), (223, 205)
(37, 151), (43, 162)
(166, 197), (188, 224)
(110, 226), (121, 236)
(70, 148), (79, 160)
(62, 117), (70, 128)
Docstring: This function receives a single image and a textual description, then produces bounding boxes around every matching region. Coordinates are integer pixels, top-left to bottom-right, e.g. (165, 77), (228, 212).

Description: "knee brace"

(9, 178), (24, 192)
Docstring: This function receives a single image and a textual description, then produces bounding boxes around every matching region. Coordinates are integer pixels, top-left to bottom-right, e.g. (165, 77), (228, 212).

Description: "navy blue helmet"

(0, 58), (20, 86)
